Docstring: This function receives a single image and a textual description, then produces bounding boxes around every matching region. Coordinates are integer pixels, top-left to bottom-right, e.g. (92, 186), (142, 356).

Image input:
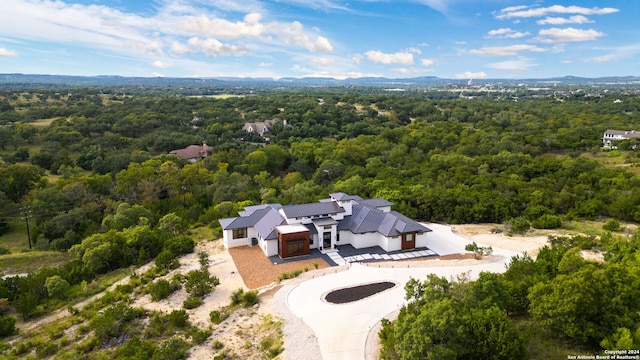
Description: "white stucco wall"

(415, 232), (429, 248)
(261, 239), (279, 257)
(350, 232), (381, 249)
(222, 228), (257, 249)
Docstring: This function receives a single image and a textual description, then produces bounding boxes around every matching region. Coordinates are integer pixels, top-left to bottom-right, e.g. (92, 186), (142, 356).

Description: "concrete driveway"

(283, 223), (519, 360)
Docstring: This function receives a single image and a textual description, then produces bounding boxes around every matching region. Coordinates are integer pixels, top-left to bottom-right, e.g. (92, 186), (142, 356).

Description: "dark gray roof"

(330, 192), (358, 201)
(254, 208), (286, 240)
(238, 204), (282, 217)
(281, 202), (345, 218)
(338, 205), (431, 236)
(357, 198), (394, 209)
(219, 207), (284, 239)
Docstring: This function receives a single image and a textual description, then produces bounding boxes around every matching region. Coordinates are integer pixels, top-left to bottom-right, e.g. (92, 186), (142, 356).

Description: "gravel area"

(229, 245), (331, 289)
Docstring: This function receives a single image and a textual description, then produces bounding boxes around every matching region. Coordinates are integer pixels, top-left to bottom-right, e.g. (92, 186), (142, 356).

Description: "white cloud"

(537, 15), (593, 25)
(470, 44), (546, 56)
(486, 28), (530, 39)
(151, 72), (165, 77)
(259, 62), (273, 67)
(536, 28), (604, 43)
(455, 71), (487, 79)
(495, 5), (619, 19)
(364, 50), (414, 65)
(351, 54), (364, 64)
(587, 55), (616, 63)
(179, 13), (265, 39)
(487, 58), (536, 72)
(0, 48), (17, 57)
(271, 21), (333, 53)
(187, 37), (249, 57)
(421, 58), (435, 66)
(310, 57), (335, 66)
(170, 41), (193, 55)
(152, 60), (171, 68)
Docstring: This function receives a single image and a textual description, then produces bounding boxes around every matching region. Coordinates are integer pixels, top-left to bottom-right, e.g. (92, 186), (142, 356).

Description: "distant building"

(603, 129), (640, 147)
(242, 118), (286, 137)
(169, 142), (213, 162)
(219, 192), (432, 259)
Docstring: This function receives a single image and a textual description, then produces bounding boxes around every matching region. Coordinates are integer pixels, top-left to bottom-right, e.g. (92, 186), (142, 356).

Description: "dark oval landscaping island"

(324, 281), (396, 304)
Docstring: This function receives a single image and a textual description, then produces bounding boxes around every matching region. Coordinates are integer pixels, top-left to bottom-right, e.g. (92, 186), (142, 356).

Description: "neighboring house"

(169, 142), (213, 162)
(219, 193), (432, 259)
(242, 118), (285, 137)
(603, 129), (640, 147)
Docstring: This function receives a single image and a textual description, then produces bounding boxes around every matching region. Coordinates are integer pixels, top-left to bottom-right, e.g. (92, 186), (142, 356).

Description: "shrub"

(168, 310), (190, 329)
(212, 339), (224, 350)
(184, 269), (219, 298)
(153, 338), (189, 360)
(190, 328), (211, 345)
(603, 219), (621, 232)
(0, 315), (17, 337)
(532, 214), (562, 229)
(164, 236), (195, 256)
(155, 249), (178, 269)
(508, 216), (530, 234)
(210, 310), (229, 325)
(231, 288), (260, 307)
(183, 296), (203, 309)
(149, 279), (175, 301)
(464, 242), (493, 259)
(278, 269), (303, 281)
(0, 247), (9, 255)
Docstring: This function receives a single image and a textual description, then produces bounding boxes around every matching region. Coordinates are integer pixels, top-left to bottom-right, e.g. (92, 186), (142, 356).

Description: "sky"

(0, 0), (638, 80)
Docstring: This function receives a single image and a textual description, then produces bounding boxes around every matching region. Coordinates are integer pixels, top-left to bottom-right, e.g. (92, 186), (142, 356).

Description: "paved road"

(284, 223), (519, 360)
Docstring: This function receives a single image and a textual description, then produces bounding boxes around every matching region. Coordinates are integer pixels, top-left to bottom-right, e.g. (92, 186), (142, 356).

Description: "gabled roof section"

(338, 204), (431, 236)
(358, 198), (394, 209)
(238, 204), (282, 217)
(220, 208), (282, 231)
(169, 143), (212, 159)
(281, 201), (345, 218)
(330, 192), (358, 201)
(254, 208), (286, 240)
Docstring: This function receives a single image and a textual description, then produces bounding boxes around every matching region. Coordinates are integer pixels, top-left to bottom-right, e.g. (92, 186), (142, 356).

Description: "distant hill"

(1, 73), (639, 91)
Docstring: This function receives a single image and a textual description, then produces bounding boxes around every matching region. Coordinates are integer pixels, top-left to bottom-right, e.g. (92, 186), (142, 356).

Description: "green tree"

(44, 275), (70, 299)
(184, 269), (219, 298)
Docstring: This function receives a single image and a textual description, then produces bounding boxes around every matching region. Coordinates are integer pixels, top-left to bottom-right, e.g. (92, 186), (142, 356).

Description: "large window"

(232, 228), (247, 239)
(287, 239), (305, 255)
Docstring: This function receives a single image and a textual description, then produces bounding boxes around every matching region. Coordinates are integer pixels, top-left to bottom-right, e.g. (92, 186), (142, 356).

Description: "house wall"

(415, 232), (429, 248)
(349, 232), (381, 249)
(261, 239), (279, 257)
(222, 227), (258, 249)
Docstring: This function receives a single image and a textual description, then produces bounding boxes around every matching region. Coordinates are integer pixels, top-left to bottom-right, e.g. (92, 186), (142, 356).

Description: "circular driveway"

(283, 224), (518, 360)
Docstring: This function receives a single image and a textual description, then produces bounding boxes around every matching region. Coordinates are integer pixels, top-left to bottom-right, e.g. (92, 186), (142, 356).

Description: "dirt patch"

(229, 246), (331, 289)
(452, 224), (550, 257)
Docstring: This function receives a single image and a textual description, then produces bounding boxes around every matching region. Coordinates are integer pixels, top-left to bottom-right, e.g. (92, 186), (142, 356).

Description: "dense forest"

(1, 85), (640, 358)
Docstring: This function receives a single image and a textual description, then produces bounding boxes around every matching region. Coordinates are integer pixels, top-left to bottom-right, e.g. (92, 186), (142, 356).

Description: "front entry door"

(401, 233), (415, 250)
(323, 232), (332, 249)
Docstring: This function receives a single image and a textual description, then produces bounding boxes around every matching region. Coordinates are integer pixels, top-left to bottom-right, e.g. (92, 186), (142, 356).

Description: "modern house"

(169, 142), (213, 162)
(219, 193), (432, 259)
(603, 129), (640, 147)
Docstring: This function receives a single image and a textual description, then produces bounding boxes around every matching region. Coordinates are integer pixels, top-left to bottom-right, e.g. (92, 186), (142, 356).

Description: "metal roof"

(338, 205), (431, 236)
(281, 201), (345, 218)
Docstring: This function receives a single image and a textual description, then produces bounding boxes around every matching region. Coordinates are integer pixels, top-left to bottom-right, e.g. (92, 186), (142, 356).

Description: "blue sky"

(0, 0), (637, 79)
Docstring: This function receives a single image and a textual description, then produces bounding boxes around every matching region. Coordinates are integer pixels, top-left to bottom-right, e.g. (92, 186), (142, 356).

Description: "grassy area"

(0, 221), (32, 253)
(582, 150), (640, 174)
(0, 251), (72, 275)
(513, 316), (597, 359)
